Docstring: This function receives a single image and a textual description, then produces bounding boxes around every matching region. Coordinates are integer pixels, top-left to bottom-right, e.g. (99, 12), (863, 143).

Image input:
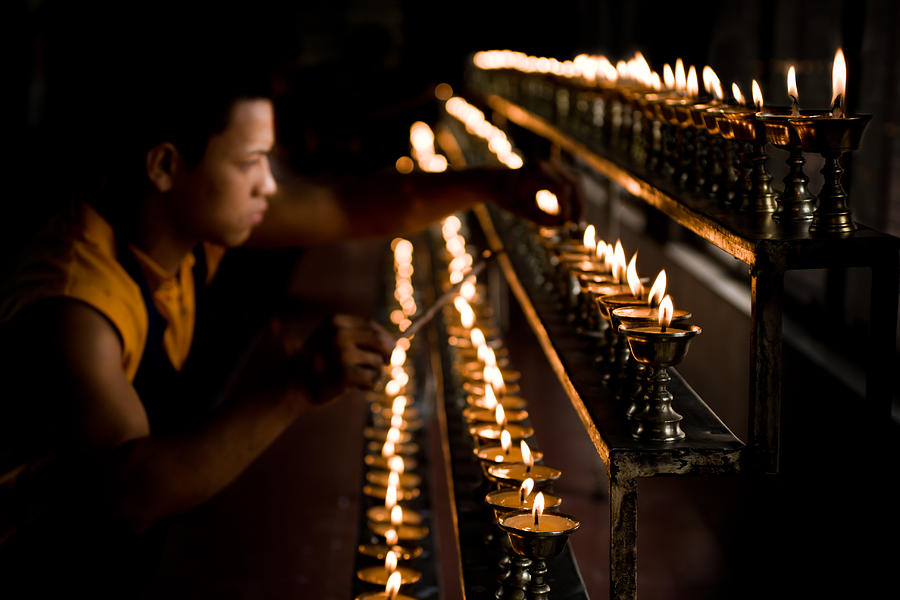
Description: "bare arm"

(13, 300), (388, 533)
(247, 162), (581, 248)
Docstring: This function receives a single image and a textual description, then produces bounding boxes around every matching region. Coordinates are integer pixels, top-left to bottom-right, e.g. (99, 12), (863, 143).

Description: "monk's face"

(171, 99), (277, 247)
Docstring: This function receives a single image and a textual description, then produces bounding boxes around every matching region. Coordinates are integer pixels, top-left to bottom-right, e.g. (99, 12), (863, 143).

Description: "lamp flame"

(385, 550), (398, 572)
(613, 240), (626, 284)
(385, 483), (397, 509)
(787, 66), (799, 116)
(703, 66), (723, 101)
(647, 270), (667, 306)
(386, 427), (401, 444)
(521, 440), (534, 472)
(536, 189), (560, 215)
(385, 570), (402, 599)
(658, 295), (674, 330)
(686, 65), (699, 97)
(484, 384), (498, 410)
(392, 395), (407, 416)
(626, 252), (643, 298)
(752, 79), (763, 111)
(732, 82), (744, 105)
(385, 528), (399, 546)
(390, 504), (403, 527)
(832, 48), (846, 117)
(382, 440), (395, 458)
(390, 344), (406, 367)
(532, 491), (545, 527)
(495, 404), (507, 427)
(391, 414), (404, 429)
(520, 477), (534, 504)
(478, 344), (497, 366)
(470, 327), (486, 349)
(663, 64), (675, 89)
(583, 224), (596, 249)
(500, 429), (512, 454)
(388, 455), (405, 474)
(388, 470), (400, 490)
(675, 58), (686, 92)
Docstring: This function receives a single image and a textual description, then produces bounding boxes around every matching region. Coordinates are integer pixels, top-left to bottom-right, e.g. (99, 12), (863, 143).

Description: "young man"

(1, 45), (578, 594)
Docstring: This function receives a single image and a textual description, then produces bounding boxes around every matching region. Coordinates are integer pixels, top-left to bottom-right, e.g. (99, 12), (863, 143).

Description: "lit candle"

(647, 270), (666, 307)
(787, 66), (799, 116)
(658, 295), (674, 333)
(751, 79), (764, 112)
(536, 189), (560, 216)
(521, 440), (533, 474)
(519, 478), (534, 504)
(731, 82), (744, 105)
(533, 491), (545, 527)
(832, 48), (846, 118)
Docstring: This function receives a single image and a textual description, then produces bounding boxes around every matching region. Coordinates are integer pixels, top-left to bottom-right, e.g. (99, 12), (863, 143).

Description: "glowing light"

(686, 65), (699, 97)
(434, 82), (453, 100)
(500, 429), (512, 455)
(658, 295), (674, 329)
(385, 550), (398, 572)
(703, 66), (723, 101)
(385, 569), (402, 599)
(732, 82), (745, 105)
(484, 384), (499, 410)
(390, 504), (403, 527)
(536, 189), (560, 215)
(494, 404), (506, 428)
(382, 441), (396, 458)
(582, 224), (596, 249)
(675, 59), (686, 92)
(532, 491), (545, 527)
(519, 477), (534, 504)
(832, 48), (846, 117)
(648, 270), (667, 306)
(395, 156), (414, 174)
(663, 64), (675, 89)
(390, 346), (406, 367)
(384, 528), (399, 546)
(626, 252), (643, 298)
(613, 240), (626, 284)
(521, 440), (534, 472)
(470, 327), (486, 349)
(752, 79), (764, 111)
(384, 482), (397, 509)
(787, 65), (799, 116)
(388, 455), (405, 473)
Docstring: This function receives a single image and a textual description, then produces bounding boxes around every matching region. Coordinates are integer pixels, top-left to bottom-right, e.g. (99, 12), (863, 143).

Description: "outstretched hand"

(290, 314), (393, 404)
(498, 158), (584, 227)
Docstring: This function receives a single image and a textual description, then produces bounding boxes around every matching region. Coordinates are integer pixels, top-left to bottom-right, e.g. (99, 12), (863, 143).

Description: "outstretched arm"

(247, 161), (582, 248)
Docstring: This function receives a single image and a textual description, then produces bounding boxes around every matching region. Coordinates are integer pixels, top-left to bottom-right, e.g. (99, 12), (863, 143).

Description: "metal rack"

(441, 77), (900, 599)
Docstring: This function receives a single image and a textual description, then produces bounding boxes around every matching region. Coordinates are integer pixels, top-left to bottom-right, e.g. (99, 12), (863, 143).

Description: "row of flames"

(442, 215), (560, 533)
(580, 224), (676, 326)
(474, 47), (849, 116)
(357, 238), (424, 599)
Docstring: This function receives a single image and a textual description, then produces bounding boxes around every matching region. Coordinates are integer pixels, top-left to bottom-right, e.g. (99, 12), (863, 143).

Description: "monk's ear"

(145, 142), (182, 193)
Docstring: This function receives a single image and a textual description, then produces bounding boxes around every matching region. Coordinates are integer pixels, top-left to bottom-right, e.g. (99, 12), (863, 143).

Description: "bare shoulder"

(3, 298), (150, 450)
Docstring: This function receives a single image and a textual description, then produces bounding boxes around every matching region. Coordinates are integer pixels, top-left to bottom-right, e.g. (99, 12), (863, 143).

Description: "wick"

(525, 464), (532, 474)
(520, 489), (526, 503)
(660, 323), (668, 333)
(790, 95), (799, 117)
(534, 512), (539, 528)
(832, 95), (844, 118)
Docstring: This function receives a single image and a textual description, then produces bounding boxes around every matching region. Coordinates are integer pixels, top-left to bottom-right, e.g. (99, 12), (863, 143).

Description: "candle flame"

(470, 327), (486, 349)
(385, 569), (402, 599)
(484, 384), (498, 410)
(648, 270), (667, 306)
(583, 224), (596, 249)
(388, 470), (400, 490)
(686, 65), (699, 97)
(391, 346), (406, 367)
(832, 48), (846, 117)
(385, 483), (397, 509)
(500, 428), (512, 454)
(536, 189), (560, 215)
(651, 71), (662, 91)
(460, 279), (477, 302)
(388, 455), (405, 473)
(658, 295), (674, 329)
(595, 240), (607, 260)
(381, 440), (396, 459)
(391, 414), (404, 429)
(787, 65), (799, 113)
(532, 491), (545, 527)
(385, 528), (399, 547)
(675, 58), (686, 92)
(731, 82), (744, 105)
(390, 504), (403, 527)
(494, 404), (506, 427)
(663, 64), (675, 89)
(752, 79), (763, 111)
(626, 252), (643, 298)
(613, 240), (626, 284)
(520, 477), (534, 503)
(386, 427), (401, 444)
(409, 121), (435, 152)
(385, 550), (398, 572)
(703, 66), (723, 101)
(478, 344), (497, 366)
(391, 395), (407, 416)
(521, 440), (534, 470)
